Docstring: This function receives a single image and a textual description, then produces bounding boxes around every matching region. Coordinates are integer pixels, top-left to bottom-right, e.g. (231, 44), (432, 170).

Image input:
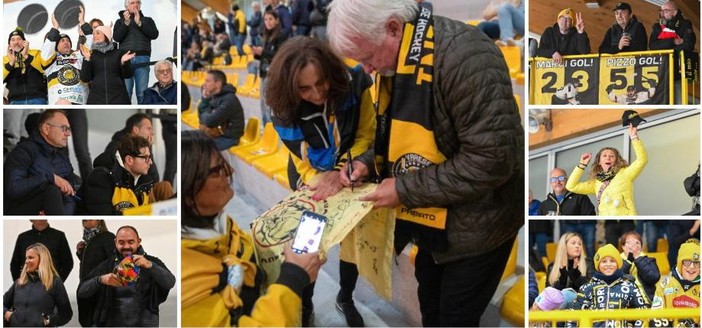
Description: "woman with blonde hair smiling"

(546, 232), (594, 291)
(3, 243), (72, 326)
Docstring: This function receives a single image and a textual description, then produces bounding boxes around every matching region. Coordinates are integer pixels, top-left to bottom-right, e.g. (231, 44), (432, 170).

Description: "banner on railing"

(531, 51), (672, 105)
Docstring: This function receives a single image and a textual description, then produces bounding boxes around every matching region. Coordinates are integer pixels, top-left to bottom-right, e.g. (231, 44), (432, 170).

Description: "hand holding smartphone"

(292, 211), (327, 254)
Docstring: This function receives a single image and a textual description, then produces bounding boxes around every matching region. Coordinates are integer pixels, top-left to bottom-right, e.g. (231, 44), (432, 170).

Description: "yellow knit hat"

(558, 8), (576, 22)
(677, 239), (700, 270)
(594, 244), (622, 271)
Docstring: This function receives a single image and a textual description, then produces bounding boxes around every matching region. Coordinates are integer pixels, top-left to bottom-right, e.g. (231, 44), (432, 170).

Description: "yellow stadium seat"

(243, 44), (252, 55)
(498, 45), (521, 78)
(226, 73), (239, 88)
(647, 251), (670, 276)
(212, 56), (224, 65)
(656, 238), (668, 254)
(181, 109), (199, 129)
(545, 242), (557, 264)
(228, 117), (261, 153)
(501, 238), (518, 281)
(233, 123), (279, 163)
(541, 256), (550, 274)
(248, 78), (262, 99)
(514, 93), (521, 112)
(252, 147), (290, 179)
(535, 271), (546, 292)
(237, 74), (257, 96)
(273, 169), (292, 190)
(233, 55), (248, 69)
(500, 275), (525, 326)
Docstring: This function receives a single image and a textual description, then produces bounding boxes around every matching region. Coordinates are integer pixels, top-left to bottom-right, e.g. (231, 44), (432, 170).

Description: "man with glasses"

(101, 113), (159, 183)
(113, 0), (160, 104)
(598, 2), (647, 54)
(539, 167), (596, 256)
(143, 60), (176, 105)
(649, 1), (696, 104)
(651, 239), (700, 326)
(4, 110), (77, 215)
(84, 135), (154, 214)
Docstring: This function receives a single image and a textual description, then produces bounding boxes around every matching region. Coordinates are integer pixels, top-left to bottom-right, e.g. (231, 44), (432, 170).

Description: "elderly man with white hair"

(142, 59), (176, 105)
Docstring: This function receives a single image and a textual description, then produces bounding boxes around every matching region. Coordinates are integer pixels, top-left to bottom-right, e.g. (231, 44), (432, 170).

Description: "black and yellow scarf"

(373, 6), (448, 235)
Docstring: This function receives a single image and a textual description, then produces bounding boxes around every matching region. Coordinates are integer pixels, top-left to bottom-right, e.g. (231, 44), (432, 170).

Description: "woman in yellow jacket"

(180, 130), (324, 327)
(566, 124), (647, 215)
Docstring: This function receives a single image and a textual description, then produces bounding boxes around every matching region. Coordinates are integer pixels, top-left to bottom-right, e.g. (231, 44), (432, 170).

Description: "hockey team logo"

(114, 201), (136, 211)
(392, 153), (432, 177)
(57, 65), (80, 85)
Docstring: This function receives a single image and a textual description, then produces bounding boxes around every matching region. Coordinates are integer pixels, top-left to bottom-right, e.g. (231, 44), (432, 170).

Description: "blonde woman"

(546, 232), (595, 291)
(3, 243), (73, 327)
(566, 124), (647, 215)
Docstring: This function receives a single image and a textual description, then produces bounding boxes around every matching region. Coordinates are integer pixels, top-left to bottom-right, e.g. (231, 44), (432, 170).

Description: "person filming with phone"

(180, 130), (325, 327)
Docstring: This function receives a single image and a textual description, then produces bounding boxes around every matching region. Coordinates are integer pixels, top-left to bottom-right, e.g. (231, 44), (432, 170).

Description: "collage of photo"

(1, 0), (700, 327)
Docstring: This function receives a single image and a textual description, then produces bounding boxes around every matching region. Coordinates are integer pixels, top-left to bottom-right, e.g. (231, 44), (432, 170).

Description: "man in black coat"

(77, 225), (175, 326)
(535, 8), (591, 64)
(10, 220), (74, 282)
(598, 2), (647, 54)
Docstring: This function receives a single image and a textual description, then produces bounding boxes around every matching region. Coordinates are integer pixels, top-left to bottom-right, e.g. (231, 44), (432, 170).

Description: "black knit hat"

(56, 33), (72, 51)
(8, 28), (25, 44)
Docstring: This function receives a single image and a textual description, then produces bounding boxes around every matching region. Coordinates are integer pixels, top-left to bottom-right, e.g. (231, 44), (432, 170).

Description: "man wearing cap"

(599, 2), (647, 54)
(569, 244), (649, 326)
(113, 0), (160, 104)
(649, 1), (696, 104)
(535, 8), (591, 64)
(42, 8), (93, 105)
(651, 239), (700, 326)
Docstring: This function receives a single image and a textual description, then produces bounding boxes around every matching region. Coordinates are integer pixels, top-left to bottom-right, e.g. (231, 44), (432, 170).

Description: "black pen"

(347, 150), (355, 191)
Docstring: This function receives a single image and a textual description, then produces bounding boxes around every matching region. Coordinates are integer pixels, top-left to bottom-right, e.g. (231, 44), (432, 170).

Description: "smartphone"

(291, 211), (327, 254)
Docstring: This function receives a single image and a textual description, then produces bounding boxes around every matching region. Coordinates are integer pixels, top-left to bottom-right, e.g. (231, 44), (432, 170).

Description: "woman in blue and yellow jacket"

(180, 131), (324, 327)
(566, 124), (647, 215)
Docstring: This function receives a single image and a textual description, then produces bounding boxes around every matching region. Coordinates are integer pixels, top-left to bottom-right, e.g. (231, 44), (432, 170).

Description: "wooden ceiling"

(529, 0), (700, 53)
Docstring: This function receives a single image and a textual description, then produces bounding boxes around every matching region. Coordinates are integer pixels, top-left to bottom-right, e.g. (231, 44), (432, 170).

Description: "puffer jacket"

(4, 130), (76, 214)
(80, 46), (134, 104)
(599, 15), (647, 54)
(536, 23), (591, 57)
(198, 84), (245, 143)
(566, 139), (647, 215)
(84, 150), (153, 215)
(567, 270), (649, 327)
(539, 191), (596, 215)
(620, 252), (660, 303)
(360, 16), (524, 263)
(142, 81), (177, 105)
(3, 274), (73, 327)
(113, 10), (159, 56)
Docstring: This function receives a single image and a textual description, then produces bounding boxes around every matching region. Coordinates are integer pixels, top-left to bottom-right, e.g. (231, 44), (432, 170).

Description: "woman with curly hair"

(566, 124), (648, 215)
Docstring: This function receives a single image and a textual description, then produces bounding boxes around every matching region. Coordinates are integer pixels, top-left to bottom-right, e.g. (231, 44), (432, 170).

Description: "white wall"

(2, 219), (178, 307)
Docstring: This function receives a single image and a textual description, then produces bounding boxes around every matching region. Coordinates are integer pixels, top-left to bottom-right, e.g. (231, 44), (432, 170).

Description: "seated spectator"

(102, 113), (159, 183)
(651, 239), (699, 326)
(568, 244), (649, 326)
(84, 135), (155, 214)
(143, 60), (177, 105)
(180, 130), (325, 326)
(198, 70), (244, 151)
(477, 0), (524, 47)
(619, 231), (660, 303)
(80, 25), (135, 104)
(546, 232), (595, 292)
(535, 8), (590, 64)
(4, 110), (76, 215)
(212, 33), (232, 65)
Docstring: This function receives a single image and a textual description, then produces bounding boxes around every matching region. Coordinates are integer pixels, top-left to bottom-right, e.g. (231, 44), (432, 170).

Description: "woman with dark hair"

(180, 130), (324, 327)
(3, 243), (73, 327)
(76, 220), (115, 327)
(80, 25), (135, 104)
(252, 9), (288, 126)
(618, 231), (660, 303)
(566, 124), (647, 215)
(265, 36), (375, 327)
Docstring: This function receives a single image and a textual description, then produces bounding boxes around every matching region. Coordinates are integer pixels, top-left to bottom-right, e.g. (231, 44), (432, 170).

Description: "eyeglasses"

(550, 176), (567, 183)
(46, 123), (71, 133)
(132, 154), (152, 162)
(682, 260), (700, 268)
(157, 69), (172, 75)
(208, 162), (233, 177)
